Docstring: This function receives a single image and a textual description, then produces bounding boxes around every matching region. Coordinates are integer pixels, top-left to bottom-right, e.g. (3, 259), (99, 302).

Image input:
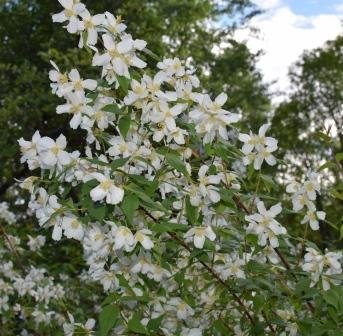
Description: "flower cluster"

(302, 247), (342, 290)
(286, 171), (325, 230)
(245, 201), (286, 248)
(11, 1), (343, 335)
(0, 202), (16, 225)
(238, 124), (278, 170)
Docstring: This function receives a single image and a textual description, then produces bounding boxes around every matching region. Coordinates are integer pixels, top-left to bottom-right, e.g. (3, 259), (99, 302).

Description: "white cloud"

(235, 2), (343, 103)
(251, 0), (282, 10)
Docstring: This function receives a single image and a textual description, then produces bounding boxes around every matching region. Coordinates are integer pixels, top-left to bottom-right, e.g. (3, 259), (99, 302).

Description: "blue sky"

(284, 0), (341, 16)
(234, 0), (343, 101)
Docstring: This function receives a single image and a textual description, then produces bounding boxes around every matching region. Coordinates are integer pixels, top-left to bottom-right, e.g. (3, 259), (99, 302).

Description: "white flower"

(195, 165), (221, 204)
(131, 253), (152, 274)
(215, 253), (246, 280)
(301, 203), (325, 231)
(62, 215), (84, 240)
(78, 10), (105, 47)
(239, 124), (277, 154)
(68, 69), (97, 93)
(90, 172), (124, 205)
(167, 297), (194, 320)
(147, 265), (171, 282)
(56, 92), (92, 129)
(157, 58), (185, 77)
(190, 92), (239, 143)
(239, 124), (278, 170)
(104, 12), (127, 35)
(27, 235), (46, 251)
(85, 96), (115, 130)
(184, 226), (216, 249)
(0, 202), (16, 225)
(92, 34), (146, 78)
(124, 78), (149, 105)
(302, 248), (342, 290)
(112, 226), (135, 252)
(107, 136), (137, 158)
(0, 295), (9, 312)
(18, 130), (41, 170)
(49, 61), (69, 96)
(134, 229), (154, 250)
(52, 0), (85, 34)
(181, 328), (203, 336)
(245, 201), (285, 247)
(19, 176), (39, 193)
(302, 171), (320, 201)
(166, 127), (188, 145)
(37, 134), (71, 168)
(151, 102), (186, 131)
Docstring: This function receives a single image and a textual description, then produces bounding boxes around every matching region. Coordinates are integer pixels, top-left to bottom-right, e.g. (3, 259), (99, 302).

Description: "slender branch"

(233, 195), (315, 314)
(141, 208), (256, 326)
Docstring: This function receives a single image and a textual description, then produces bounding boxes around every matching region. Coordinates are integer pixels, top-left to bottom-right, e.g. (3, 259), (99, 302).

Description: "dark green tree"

(271, 36), (343, 248)
(0, 0), (269, 194)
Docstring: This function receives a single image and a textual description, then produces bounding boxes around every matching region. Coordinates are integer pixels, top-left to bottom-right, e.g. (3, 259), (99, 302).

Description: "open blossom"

(50, 65), (97, 97)
(78, 10), (105, 47)
(18, 130), (41, 170)
(37, 134), (71, 168)
(301, 202), (325, 230)
(104, 12), (127, 35)
(302, 248), (342, 290)
(56, 92), (92, 129)
(286, 171), (325, 231)
(27, 235), (46, 251)
(214, 253), (246, 280)
(239, 124), (278, 170)
(92, 33), (146, 78)
(63, 312), (96, 336)
(245, 201), (285, 247)
(90, 172), (124, 205)
(184, 226), (216, 249)
(107, 135), (137, 158)
(189, 165), (221, 206)
(151, 102), (187, 132)
(112, 226), (135, 252)
(62, 215), (84, 240)
(166, 297), (194, 320)
(134, 229), (154, 250)
(157, 58), (185, 77)
(52, 0), (85, 34)
(190, 92), (239, 143)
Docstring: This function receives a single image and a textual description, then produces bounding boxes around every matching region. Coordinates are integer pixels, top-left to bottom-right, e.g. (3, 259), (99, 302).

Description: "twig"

(233, 195), (315, 314)
(141, 208), (256, 326)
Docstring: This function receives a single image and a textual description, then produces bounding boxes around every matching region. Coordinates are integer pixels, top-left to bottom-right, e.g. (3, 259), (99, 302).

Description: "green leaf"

(127, 313), (149, 335)
(125, 184), (166, 212)
(331, 190), (343, 201)
(185, 196), (198, 224)
(121, 193), (139, 224)
(117, 76), (130, 94)
(151, 221), (188, 233)
(146, 315), (163, 332)
(323, 288), (339, 310)
(86, 91), (99, 101)
(335, 152), (343, 162)
(102, 104), (122, 114)
(118, 115), (131, 138)
(89, 204), (106, 221)
(164, 152), (189, 177)
(111, 157), (130, 171)
(318, 161), (336, 171)
(99, 304), (119, 336)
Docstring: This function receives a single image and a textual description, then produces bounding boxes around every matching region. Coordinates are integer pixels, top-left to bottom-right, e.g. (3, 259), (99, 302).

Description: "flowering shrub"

(3, 0), (342, 335)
